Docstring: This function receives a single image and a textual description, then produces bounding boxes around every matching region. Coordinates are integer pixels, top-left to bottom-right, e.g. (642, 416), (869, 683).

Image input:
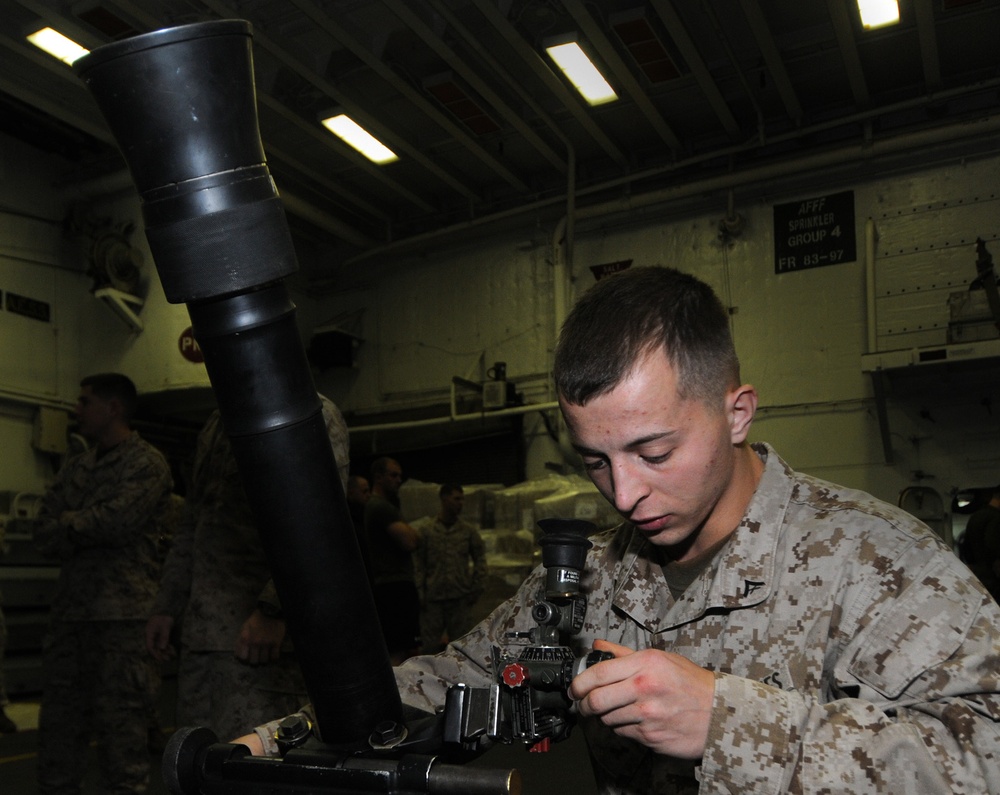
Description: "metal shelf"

(861, 338), (1000, 463)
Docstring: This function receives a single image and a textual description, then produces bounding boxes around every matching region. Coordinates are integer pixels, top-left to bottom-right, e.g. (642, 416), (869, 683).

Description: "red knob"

(502, 662), (528, 687)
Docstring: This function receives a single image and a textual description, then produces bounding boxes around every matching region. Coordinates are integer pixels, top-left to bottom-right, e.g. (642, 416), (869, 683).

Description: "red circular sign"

(178, 326), (204, 363)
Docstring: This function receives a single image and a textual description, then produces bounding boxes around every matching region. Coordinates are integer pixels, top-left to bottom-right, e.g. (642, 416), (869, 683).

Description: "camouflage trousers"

(176, 649), (308, 743)
(37, 620), (159, 795)
(419, 598), (474, 655)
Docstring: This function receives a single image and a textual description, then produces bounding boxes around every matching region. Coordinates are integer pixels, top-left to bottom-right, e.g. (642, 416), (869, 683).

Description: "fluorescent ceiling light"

(321, 114), (398, 165)
(545, 41), (618, 106)
(857, 0), (900, 29)
(27, 27), (89, 65)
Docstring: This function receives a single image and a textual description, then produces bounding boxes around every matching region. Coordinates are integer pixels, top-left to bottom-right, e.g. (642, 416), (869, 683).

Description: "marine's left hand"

(234, 610), (286, 665)
(568, 639), (716, 760)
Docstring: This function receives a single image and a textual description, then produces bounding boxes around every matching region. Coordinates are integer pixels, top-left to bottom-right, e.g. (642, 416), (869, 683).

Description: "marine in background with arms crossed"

(243, 267), (1000, 793)
(34, 373), (173, 795)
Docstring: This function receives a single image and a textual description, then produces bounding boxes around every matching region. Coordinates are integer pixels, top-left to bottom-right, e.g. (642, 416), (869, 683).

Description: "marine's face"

(560, 350), (743, 560)
(74, 385), (116, 441)
(348, 478), (370, 504)
(441, 490), (464, 517)
(379, 462), (404, 497)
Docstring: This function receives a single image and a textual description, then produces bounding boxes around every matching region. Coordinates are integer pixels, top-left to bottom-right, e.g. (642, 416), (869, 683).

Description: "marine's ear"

(727, 384), (758, 444)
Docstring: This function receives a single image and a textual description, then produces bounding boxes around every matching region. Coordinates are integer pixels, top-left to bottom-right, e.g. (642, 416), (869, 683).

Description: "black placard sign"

(773, 190), (856, 274)
(6, 291), (51, 322)
(590, 259), (633, 281)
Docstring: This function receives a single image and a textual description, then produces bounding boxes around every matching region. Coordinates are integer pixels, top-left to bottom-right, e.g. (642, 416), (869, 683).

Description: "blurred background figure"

(414, 484), (487, 654)
(365, 457), (421, 665)
(346, 475), (370, 531)
(145, 395), (349, 742)
(960, 482), (1000, 602)
(345, 475), (373, 581)
(33, 373), (173, 795)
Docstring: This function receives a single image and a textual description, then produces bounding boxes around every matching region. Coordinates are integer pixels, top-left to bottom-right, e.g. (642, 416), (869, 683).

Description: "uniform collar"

(85, 429), (139, 465)
(610, 443), (793, 633)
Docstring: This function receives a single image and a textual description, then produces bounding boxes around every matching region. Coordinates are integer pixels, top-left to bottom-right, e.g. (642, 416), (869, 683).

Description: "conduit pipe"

(350, 396), (559, 434)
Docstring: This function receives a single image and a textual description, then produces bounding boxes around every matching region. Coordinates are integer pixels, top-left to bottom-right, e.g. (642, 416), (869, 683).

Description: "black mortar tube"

(73, 20), (402, 743)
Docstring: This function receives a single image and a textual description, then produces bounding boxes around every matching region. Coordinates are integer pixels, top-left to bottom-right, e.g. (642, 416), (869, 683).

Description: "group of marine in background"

(0, 372), (486, 795)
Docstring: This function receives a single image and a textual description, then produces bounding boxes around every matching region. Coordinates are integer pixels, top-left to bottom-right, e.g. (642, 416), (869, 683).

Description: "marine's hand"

(146, 614), (176, 661)
(568, 639), (715, 760)
(232, 732), (265, 756)
(234, 609), (286, 665)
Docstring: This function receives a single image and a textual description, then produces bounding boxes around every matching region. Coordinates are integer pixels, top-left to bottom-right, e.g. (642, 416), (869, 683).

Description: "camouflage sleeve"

(393, 566), (546, 713)
(319, 394), (349, 491)
(151, 497), (196, 617)
(33, 459), (77, 559)
(701, 544), (1000, 793)
(251, 567), (547, 756)
(62, 453), (172, 549)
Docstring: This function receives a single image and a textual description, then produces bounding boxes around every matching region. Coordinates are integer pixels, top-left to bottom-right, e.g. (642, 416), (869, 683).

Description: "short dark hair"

(80, 372), (138, 421)
(439, 483), (463, 499)
(554, 266), (740, 407)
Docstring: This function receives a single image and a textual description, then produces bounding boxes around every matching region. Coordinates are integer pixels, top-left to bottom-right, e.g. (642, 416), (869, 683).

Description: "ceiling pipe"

(349, 399), (560, 434)
(566, 112), (1000, 227)
(279, 191), (375, 248)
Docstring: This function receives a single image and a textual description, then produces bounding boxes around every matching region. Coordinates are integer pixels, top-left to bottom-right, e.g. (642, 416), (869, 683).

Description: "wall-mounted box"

(32, 407), (68, 454)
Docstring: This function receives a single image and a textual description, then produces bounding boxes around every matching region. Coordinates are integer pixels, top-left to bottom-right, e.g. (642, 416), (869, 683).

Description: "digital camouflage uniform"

(153, 396), (349, 742)
(258, 443), (1000, 793)
(34, 431), (172, 795)
(413, 514), (487, 653)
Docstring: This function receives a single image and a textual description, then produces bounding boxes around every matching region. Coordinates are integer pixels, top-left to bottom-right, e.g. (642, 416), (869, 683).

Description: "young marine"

(242, 266), (1000, 793)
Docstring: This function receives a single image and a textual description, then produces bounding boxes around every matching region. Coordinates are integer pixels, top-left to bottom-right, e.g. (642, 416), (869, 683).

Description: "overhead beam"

(469, 0), (629, 169)
(288, 0), (536, 190)
(736, 0), (803, 125)
(380, 0), (564, 178)
(913, 0), (943, 92)
(560, 0), (681, 154)
(647, 0), (742, 138)
(826, 0), (871, 107)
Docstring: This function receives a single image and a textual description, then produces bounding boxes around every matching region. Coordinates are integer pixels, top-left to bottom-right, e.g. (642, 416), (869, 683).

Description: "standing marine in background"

(960, 482), (1000, 602)
(414, 484), (487, 654)
(146, 395), (349, 743)
(365, 457), (422, 665)
(34, 373), (173, 795)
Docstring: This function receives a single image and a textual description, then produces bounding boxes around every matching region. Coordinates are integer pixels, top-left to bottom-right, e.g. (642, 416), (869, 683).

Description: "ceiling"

(2, 0), (1000, 285)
